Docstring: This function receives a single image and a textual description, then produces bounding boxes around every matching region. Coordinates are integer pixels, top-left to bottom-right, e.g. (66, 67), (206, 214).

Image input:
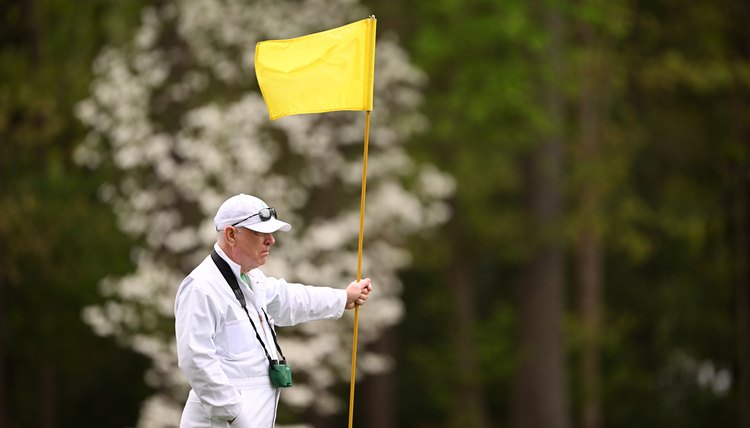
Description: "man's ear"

(223, 227), (238, 246)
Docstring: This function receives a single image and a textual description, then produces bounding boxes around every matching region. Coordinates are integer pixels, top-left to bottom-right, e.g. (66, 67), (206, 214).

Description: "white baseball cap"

(214, 194), (291, 233)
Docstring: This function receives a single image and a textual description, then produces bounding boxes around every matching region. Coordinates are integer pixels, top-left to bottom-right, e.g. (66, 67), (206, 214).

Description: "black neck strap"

(210, 250), (286, 363)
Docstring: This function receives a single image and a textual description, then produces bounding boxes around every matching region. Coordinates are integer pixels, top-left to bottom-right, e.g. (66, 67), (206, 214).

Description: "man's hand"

(345, 278), (372, 309)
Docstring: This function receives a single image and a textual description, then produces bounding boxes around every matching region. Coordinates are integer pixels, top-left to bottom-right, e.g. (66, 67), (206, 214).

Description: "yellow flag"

(255, 17), (377, 120)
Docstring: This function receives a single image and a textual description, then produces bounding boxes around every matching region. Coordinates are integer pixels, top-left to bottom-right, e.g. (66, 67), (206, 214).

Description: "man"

(175, 193), (372, 427)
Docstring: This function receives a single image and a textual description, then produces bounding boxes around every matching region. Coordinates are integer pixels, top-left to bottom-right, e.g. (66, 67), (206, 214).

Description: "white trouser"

(180, 377), (279, 428)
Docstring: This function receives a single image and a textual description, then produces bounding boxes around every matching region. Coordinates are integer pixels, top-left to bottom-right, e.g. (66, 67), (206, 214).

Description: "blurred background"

(1, 0), (748, 427)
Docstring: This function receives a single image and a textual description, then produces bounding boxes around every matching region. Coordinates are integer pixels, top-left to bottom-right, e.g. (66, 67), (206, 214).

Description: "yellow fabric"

(255, 17), (377, 120)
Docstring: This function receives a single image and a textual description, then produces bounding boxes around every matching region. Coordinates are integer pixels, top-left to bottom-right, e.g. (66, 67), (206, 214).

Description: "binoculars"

(269, 360), (293, 388)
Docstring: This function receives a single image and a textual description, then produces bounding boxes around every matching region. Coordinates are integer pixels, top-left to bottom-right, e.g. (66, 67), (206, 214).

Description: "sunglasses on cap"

(231, 207), (277, 227)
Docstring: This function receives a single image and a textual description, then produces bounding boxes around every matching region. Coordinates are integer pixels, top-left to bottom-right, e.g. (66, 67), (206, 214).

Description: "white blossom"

(76, 0), (452, 426)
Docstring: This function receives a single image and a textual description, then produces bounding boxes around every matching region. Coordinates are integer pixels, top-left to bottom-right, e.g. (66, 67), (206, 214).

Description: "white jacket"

(175, 244), (346, 422)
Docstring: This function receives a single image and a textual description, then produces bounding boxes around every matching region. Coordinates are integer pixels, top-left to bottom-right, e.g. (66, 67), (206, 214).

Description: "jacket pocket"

(224, 318), (255, 359)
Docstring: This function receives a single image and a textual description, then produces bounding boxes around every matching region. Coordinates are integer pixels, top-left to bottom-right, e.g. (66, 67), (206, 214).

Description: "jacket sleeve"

(263, 276), (347, 327)
(175, 277), (241, 420)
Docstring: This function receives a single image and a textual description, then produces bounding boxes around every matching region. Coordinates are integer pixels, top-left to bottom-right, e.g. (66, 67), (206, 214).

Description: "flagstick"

(348, 110), (371, 428)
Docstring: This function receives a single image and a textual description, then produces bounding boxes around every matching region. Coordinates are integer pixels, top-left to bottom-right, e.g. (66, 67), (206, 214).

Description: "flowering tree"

(75, 0), (453, 426)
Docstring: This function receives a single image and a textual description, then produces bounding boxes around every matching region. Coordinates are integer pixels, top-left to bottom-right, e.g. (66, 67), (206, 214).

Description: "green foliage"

(369, 0), (747, 426)
(0, 0), (151, 426)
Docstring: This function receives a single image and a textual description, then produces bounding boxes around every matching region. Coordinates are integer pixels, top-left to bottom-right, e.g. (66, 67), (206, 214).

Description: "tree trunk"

(577, 225), (602, 428)
(511, 2), (568, 428)
(361, 327), (397, 428)
(0, 276), (6, 428)
(576, 11), (604, 428)
(25, 0), (49, 425)
(39, 357), (57, 428)
(512, 240), (567, 428)
(732, 157), (750, 428)
(731, 1), (750, 425)
(447, 243), (490, 428)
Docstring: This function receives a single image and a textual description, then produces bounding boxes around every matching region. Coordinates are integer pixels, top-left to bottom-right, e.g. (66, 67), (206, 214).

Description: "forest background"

(1, 0), (748, 427)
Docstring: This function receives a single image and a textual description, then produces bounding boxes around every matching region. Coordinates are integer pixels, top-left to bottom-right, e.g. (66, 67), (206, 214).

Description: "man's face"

(234, 227), (275, 271)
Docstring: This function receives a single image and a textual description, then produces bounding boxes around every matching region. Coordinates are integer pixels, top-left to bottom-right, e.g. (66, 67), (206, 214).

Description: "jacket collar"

(213, 243), (244, 285)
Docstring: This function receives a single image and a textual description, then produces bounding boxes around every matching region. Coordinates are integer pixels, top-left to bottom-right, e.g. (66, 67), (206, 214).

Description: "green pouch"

(269, 360), (293, 388)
